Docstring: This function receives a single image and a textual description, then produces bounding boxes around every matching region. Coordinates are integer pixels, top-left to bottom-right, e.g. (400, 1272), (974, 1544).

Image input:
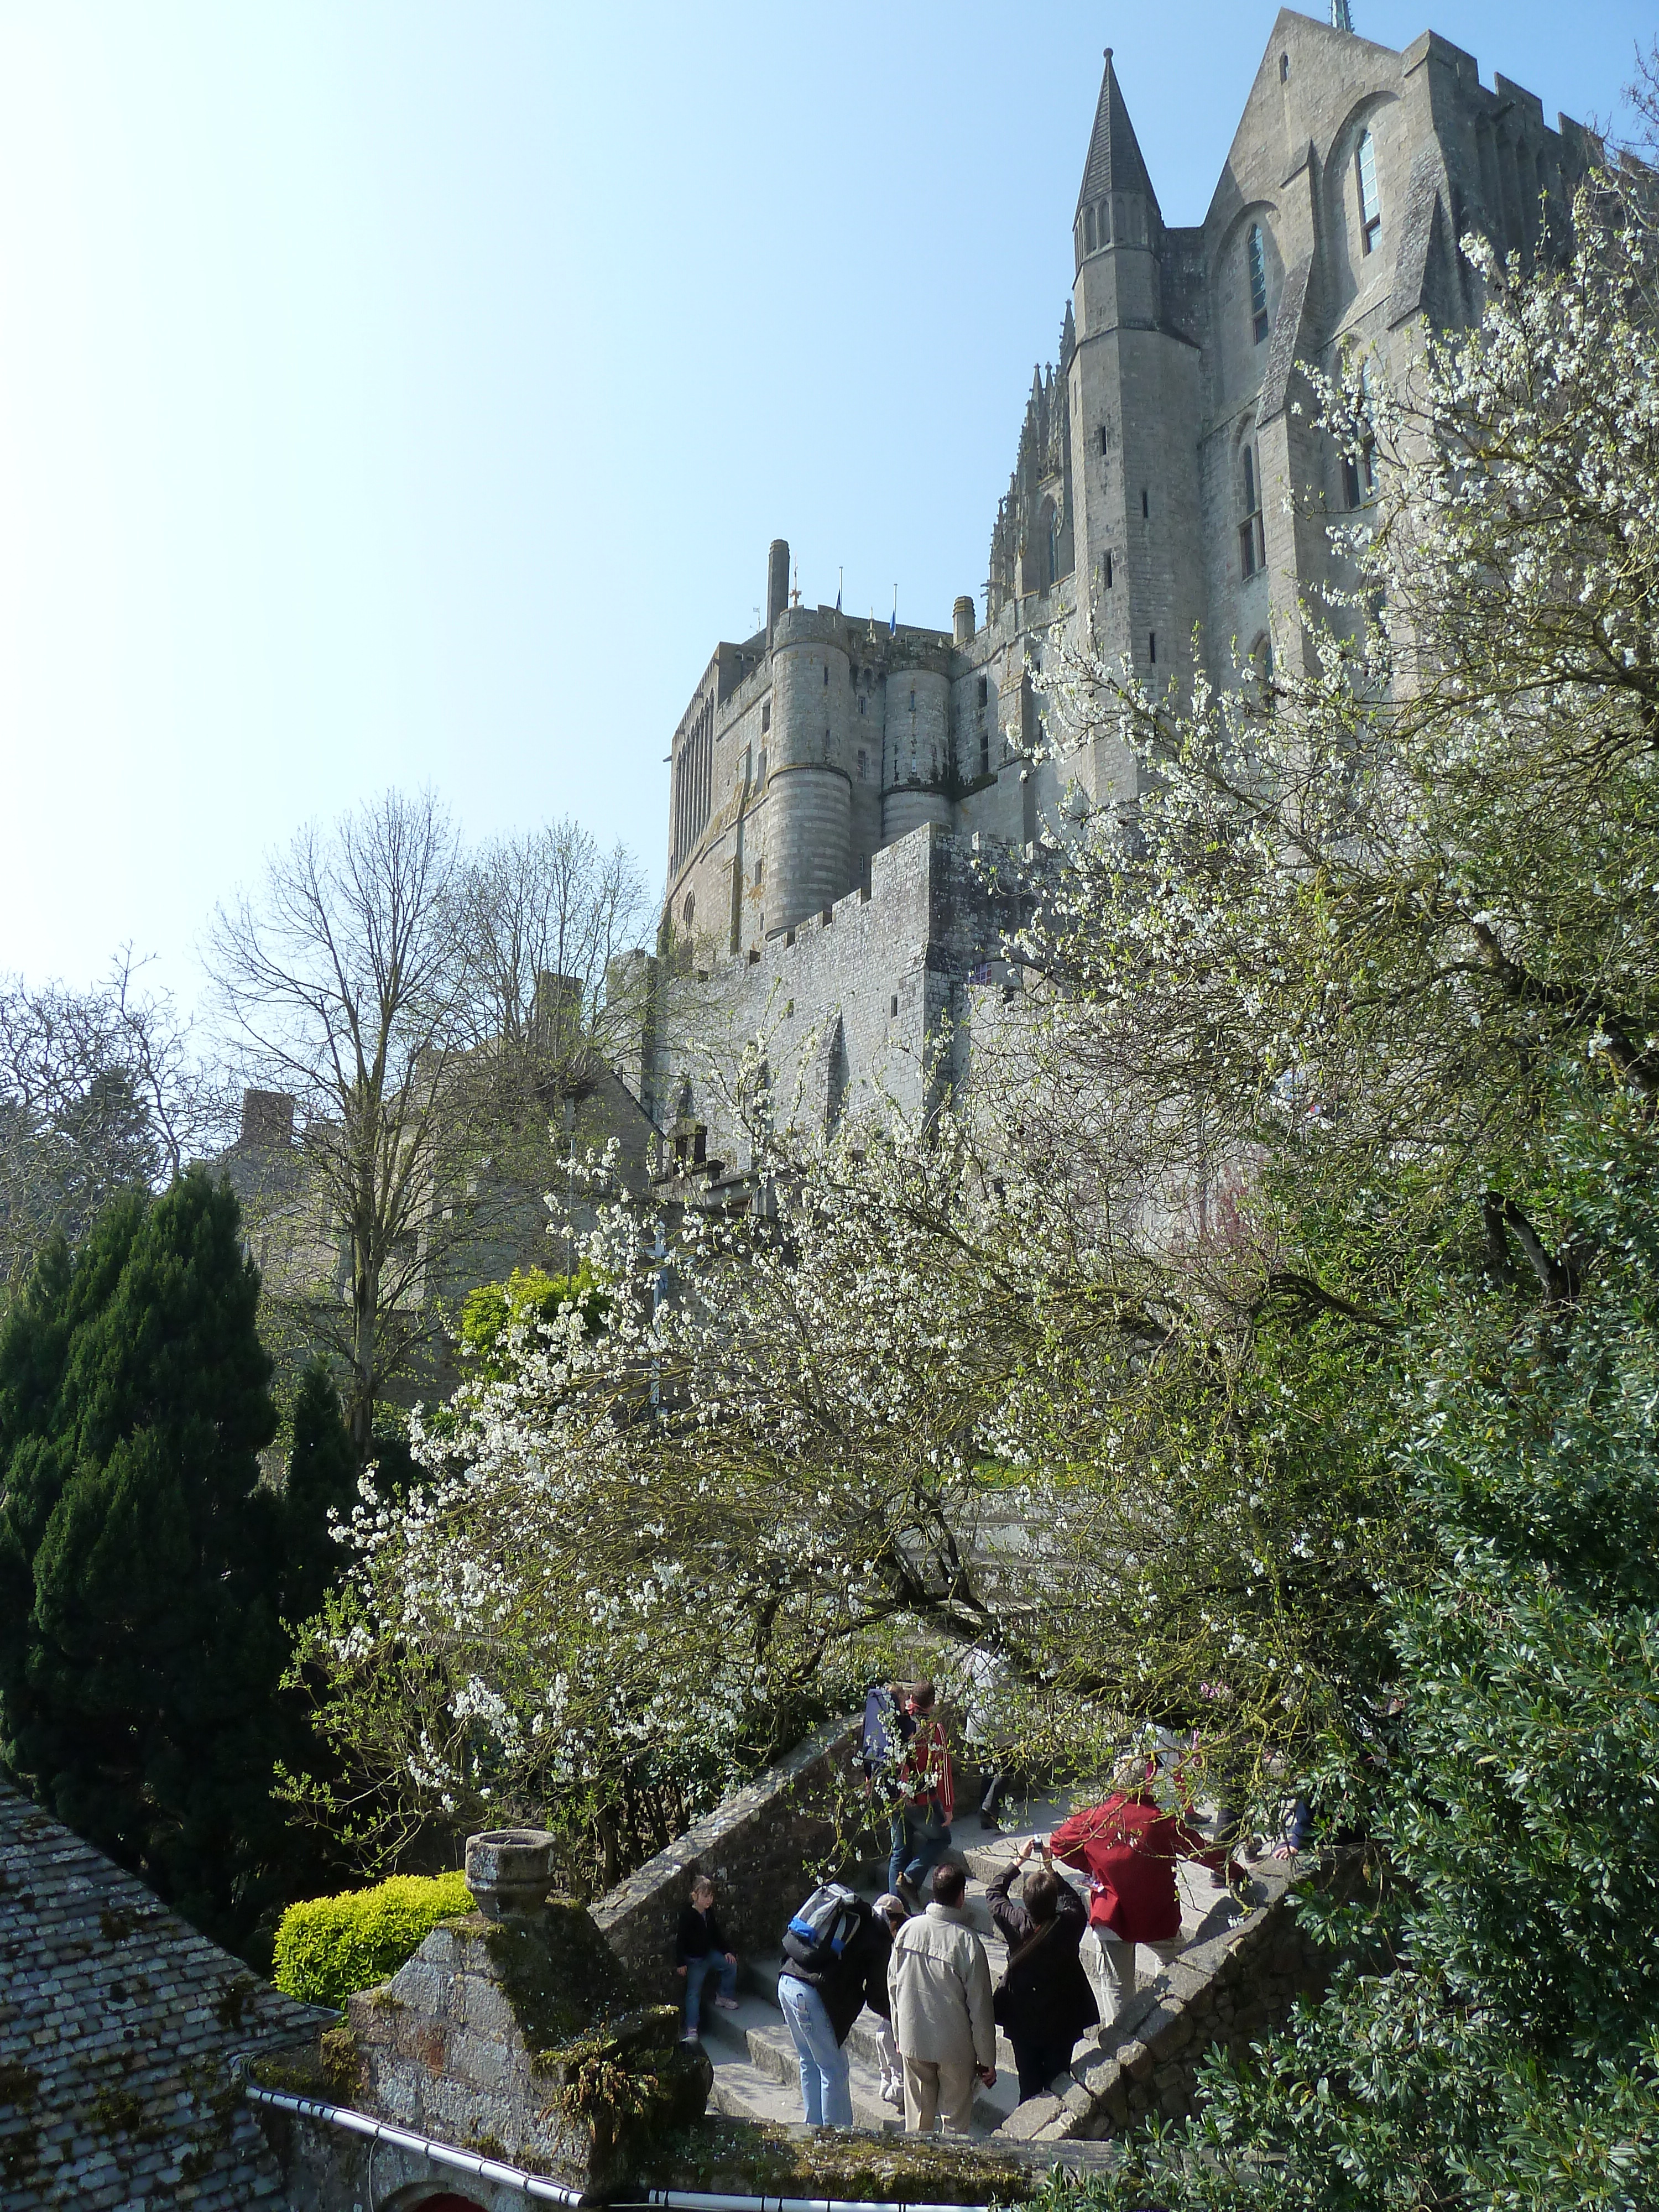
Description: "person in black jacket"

(776, 1892), (896, 2126)
(986, 1841), (1099, 2100)
(676, 1875), (739, 2042)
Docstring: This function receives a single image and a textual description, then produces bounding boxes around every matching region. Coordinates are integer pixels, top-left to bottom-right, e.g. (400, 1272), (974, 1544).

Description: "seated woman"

(675, 1875), (739, 2042)
(986, 1840), (1099, 2100)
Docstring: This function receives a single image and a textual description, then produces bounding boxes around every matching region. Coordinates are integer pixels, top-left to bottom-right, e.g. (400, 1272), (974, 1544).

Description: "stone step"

(735, 1959), (1018, 2135)
(698, 1987), (904, 2133)
(704, 2052), (802, 2127)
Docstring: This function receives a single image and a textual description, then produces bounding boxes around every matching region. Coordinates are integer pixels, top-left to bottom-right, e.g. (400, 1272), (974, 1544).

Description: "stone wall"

(990, 1856), (1335, 2148)
(591, 1716), (860, 2004)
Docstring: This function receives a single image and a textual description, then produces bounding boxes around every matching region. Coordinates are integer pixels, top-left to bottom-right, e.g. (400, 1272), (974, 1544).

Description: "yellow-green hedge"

(273, 1870), (473, 2008)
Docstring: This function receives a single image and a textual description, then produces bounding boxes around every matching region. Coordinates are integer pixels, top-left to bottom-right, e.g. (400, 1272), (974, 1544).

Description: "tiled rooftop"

(0, 1777), (328, 2210)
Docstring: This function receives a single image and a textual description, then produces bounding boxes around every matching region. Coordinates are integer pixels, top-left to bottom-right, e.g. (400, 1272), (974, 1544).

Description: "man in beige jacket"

(886, 1861), (997, 2133)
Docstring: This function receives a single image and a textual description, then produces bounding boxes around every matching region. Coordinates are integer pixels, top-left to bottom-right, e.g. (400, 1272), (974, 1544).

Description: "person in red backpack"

(887, 1682), (955, 1912)
(1045, 1759), (1246, 2025)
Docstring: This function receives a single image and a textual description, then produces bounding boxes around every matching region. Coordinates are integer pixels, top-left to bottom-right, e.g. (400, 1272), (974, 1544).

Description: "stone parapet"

(592, 1715), (860, 2004)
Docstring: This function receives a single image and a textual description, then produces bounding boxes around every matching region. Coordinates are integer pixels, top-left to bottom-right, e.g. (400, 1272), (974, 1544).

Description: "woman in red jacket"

(1045, 1767), (1245, 2025)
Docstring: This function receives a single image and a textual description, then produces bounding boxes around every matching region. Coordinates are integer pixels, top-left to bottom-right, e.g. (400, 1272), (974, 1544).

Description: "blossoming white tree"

(291, 173), (1659, 1896)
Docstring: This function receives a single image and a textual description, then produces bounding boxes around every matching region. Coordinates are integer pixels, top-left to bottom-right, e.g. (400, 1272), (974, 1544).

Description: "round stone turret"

(767, 611), (853, 930)
(465, 1828), (556, 1919)
(953, 594), (976, 644)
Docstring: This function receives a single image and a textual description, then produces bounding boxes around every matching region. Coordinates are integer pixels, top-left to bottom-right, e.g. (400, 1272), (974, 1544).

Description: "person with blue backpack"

(776, 1880), (896, 2126)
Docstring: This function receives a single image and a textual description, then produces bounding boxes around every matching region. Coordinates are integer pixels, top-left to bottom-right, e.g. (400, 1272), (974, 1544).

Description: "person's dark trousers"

(889, 1811), (951, 1894)
(1012, 2037), (1076, 2101)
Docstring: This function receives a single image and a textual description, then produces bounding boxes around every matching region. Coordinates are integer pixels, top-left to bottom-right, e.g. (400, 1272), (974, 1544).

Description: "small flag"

(890, 585), (898, 637)
(836, 566), (843, 614)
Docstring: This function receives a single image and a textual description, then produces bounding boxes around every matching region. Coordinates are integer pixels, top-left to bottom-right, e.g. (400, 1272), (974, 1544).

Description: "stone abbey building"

(624, 8), (1597, 1167)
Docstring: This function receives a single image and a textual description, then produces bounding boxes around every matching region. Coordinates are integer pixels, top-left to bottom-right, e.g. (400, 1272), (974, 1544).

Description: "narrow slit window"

(977, 675), (988, 707)
(1141, 487), (1149, 519)
(1239, 443), (1266, 577)
(1248, 222), (1269, 343)
(1357, 129), (1381, 254)
(1099, 423), (1109, 457)
(1085, 205), (1096, 253)
(857, 748), (868, 780)
(1104, 550), (1114, 589)
(761, 701), (771, 733)
(1149, 631), (1157, 664)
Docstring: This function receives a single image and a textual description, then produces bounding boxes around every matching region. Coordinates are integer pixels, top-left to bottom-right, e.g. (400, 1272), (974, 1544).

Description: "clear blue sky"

(0, 1), (1648, 1004)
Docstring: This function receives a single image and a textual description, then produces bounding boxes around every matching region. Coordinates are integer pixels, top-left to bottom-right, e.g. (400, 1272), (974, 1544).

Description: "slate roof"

(0, 1777), (328, 2210)
(1076, 50), (1161, 220)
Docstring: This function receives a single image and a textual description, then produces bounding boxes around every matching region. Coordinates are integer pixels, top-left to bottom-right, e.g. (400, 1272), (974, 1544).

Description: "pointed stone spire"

(1076, 48), (1162, 224)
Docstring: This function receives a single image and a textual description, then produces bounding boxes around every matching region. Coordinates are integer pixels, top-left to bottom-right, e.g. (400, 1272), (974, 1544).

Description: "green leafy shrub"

(272, 1869), (472, 2007)
(459, 1265), (610, 1381)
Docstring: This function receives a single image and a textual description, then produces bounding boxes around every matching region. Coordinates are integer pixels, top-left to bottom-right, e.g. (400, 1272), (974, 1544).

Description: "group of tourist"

(676, 1677), (1250, 2137)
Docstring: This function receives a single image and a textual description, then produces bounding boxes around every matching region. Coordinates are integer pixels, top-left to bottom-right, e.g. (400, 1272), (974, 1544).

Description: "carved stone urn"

(463, 1827), (556, 1920)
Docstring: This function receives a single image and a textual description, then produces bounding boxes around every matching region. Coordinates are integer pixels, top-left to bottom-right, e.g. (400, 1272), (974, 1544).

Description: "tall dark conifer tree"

(0, 1169), (289, 1952)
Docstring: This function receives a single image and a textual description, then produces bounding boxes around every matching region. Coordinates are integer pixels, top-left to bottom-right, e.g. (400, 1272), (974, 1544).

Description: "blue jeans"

(889, 1808), (952, 1895)
(682, 1949), (736, 2031)
(777, 1973), (852, 2126)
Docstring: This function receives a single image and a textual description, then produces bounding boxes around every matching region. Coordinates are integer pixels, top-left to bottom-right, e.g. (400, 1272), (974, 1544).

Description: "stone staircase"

(692, 1788), (1234, 2140)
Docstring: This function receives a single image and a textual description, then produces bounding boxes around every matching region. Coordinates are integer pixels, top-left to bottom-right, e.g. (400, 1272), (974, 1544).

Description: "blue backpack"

(782, 1882), (864, 1973)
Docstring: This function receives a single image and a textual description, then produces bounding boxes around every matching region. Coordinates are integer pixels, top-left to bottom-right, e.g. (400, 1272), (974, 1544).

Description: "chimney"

(766, 539), (790, 638)
(239, 1088), (295, 1150)
(953, 595), (977, 645)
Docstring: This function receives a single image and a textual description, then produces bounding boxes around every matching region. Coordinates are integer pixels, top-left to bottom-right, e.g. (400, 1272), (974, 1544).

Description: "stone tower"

(1068, 50), (1206, 692)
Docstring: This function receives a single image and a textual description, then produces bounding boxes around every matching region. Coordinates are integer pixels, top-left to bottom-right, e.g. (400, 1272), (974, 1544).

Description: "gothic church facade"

(623, 10), (1597, 1173)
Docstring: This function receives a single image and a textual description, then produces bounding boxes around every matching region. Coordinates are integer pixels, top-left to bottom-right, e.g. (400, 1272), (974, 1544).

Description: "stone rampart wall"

(591, 1716), (860, 2005)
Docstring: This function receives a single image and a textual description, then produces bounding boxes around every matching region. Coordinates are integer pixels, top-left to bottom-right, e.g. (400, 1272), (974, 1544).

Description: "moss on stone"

(637, 2117), (1035, 2204)
(479, 1898), (644, 2063)
(248, 2019), (364, 2105)
(0, 2060), (40, 2106)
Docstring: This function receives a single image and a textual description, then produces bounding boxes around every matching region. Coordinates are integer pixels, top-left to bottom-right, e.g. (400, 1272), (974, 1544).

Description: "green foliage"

(458, 1264), (609, 1381)
(0, 1169), (298, 1952)
(1040, 1104), (1659, 2211)
(278, 1360), (359, 1629)
(0, 1172), (361, 1956)
(271, 1867), (472, 2007)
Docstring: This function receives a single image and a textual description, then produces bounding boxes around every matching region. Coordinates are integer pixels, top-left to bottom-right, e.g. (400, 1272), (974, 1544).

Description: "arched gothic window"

(1248, 224), (1269, 343)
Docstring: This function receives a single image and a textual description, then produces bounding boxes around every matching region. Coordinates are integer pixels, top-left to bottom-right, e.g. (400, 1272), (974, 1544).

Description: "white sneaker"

(881, 2080), (904, 2106)
(680, 2029), (700, 2044)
